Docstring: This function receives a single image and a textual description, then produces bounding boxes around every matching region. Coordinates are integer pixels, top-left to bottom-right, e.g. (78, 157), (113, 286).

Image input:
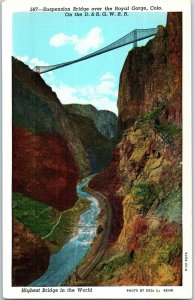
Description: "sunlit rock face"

(118, 12), (182, 133)
(64, 104), (118, 141)
(89, 13), (182, 286)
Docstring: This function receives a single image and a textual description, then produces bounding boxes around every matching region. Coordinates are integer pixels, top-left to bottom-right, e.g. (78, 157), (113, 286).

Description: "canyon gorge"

(12, 12), (182, 287)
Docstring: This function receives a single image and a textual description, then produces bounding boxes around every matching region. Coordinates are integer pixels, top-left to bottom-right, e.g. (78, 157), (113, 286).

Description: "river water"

(30, 178), (100, 287)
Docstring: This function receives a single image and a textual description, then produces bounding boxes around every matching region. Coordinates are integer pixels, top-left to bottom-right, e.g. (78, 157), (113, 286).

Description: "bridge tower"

(133, 30), (138, 48)
(33, 66), (40, 73)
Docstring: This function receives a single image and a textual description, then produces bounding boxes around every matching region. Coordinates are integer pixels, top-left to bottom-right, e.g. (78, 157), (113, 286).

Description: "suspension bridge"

(33, 28), (158, 74)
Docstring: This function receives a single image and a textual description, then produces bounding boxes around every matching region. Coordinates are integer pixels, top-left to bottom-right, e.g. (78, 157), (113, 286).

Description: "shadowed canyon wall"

(13, 58), (79, 211)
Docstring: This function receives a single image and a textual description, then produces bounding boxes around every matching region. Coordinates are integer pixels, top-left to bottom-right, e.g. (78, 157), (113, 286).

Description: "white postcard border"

(2, 0), (192, 299)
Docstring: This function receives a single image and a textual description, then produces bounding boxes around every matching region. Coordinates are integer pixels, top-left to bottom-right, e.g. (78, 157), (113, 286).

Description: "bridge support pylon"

(133, 29), (138, 48)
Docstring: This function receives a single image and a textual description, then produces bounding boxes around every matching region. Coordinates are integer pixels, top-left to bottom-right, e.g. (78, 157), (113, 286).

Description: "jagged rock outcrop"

(65, 104), (118, 142)
(118, 13), (182, 133)
(12, 219), (50, 286)
(89, 12), (182, 286)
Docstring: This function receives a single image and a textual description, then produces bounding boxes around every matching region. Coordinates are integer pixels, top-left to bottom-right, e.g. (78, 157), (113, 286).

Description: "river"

(29, 178), (100, 287)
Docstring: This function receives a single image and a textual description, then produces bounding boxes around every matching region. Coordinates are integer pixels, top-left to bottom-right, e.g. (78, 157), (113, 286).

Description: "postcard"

(2, 0), (192, 298)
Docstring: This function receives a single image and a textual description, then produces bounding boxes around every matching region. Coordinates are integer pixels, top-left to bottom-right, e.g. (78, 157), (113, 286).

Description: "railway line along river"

(30, 178), (101, 287)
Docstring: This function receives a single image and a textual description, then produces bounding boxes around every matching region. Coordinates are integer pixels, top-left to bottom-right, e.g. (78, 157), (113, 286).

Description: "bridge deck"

(33, 28), (158, 74)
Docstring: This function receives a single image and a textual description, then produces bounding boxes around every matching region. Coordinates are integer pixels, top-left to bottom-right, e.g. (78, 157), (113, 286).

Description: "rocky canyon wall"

(89, 12), (182, 286)
(118, 12), (182, 132)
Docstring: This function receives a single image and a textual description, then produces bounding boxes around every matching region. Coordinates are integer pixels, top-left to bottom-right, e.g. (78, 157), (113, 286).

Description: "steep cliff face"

(118, 13), (182, 132)
(13, 58), (79, 210)
(12, 58), (80, 285)
(12, 58), (117, 285)
(12, 219), (50, 286)
(13, 127), (78, 211)
(13, 58), (90, 177)
(89, 145), (123, 243)
(13, 59), (117, 179)
(65, 104), (118, 141)
(64, 104), (117, 174)
(89, 13), (182, 286)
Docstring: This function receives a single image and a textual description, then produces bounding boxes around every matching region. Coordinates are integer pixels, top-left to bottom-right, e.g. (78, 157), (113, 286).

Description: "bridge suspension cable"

(33, 28), (158, 74)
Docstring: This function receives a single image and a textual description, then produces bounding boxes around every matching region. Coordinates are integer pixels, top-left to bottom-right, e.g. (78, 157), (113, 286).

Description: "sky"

(13, 12), (167, 114)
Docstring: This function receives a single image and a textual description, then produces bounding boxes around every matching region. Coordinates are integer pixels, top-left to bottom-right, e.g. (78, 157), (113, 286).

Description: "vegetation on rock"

(89, 12), (182, 286)
(13, 192), (90, 253)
